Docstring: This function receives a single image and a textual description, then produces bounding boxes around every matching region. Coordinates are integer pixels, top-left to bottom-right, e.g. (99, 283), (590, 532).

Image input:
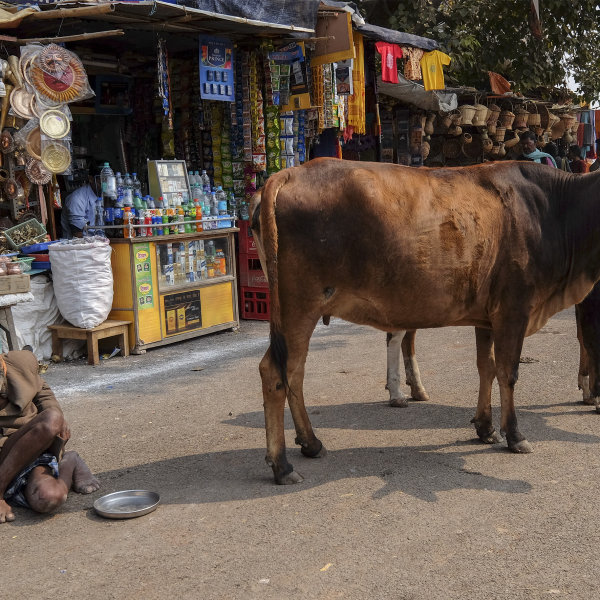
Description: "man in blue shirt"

(60, 164), (99, 238)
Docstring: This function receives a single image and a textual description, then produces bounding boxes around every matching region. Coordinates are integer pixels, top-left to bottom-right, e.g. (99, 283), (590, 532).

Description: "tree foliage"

(357, 0), (600, 103)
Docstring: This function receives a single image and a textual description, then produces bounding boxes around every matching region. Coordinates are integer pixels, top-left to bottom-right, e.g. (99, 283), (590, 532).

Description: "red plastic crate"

(240, 286), (270, 320)
(238, 252), (268, 288)
(237, 220), (258, 256)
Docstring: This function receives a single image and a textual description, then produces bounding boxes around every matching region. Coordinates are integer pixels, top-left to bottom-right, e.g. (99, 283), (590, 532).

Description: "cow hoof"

(508, 439), (533, 454)
(479, 430), (503, 444)
(595, 399), (600, 414)
(276, 470), (304, 485)
(582, 396), (595, 406)
(389, 397), (409, 408)
(300, 440), (326, 458)
(411, 391), (430, 402)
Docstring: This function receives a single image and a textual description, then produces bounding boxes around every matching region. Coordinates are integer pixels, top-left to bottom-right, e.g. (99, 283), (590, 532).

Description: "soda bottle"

(123, 173), (133, 206)
(215, 248), (226, 276)
(201, 169), (211, 194)
(161, 203), (169, 236)
(184, 202), (192, 234)
(194, 200), (203, 232)
(114, 205), (124, 238)
(100, 162), (116, 200)
(178, 204), (185, 234)
(95, 197), (105, 236)
(104, 203), (114, 238)
(123, 207), (134, 238)
(240, 201), (249, 221)
(139, 210), (147, 237)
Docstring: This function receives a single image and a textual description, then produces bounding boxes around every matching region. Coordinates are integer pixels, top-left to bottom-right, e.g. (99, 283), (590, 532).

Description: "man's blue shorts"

(3, 453), (59, 508)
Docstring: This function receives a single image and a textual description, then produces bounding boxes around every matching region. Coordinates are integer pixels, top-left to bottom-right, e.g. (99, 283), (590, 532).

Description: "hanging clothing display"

(420, 50), (451, 91)
(347, 32), (365, 135)
(401, 46), (424, 81)
(375, 41), (403, 84)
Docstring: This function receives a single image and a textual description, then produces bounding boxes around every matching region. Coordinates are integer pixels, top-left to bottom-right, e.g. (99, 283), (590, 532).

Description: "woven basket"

(486, 103), (501, 125)
(462, 134), (484, 159)
(487, 121), (497, 135)
(526, 103), (541, 127)
(482, 137), (494, 153)
(499, 109), (515, 129)
(494, 126), (506, 142)
(472, 103), (489, 126)
(503, 130), (520, 148)
(513, 107), (529, 129)
(458, 104), (476, 125)
(442, 137), (462, 159)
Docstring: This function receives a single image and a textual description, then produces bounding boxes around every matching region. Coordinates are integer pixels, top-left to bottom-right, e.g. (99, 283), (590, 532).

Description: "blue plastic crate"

(32, 261), (51, 270)
(20, 240), (58, 254)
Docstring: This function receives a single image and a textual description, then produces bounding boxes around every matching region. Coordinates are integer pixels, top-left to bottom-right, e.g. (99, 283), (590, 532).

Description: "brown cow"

(251, 158), (600, 484)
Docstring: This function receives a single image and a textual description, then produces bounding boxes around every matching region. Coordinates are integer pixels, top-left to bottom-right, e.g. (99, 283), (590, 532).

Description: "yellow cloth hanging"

(420, 50), (451, 91)
(346, 32), (365, 135)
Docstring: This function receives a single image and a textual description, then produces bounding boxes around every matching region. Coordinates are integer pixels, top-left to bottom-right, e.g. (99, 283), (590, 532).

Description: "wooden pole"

(17, 29), (125, 44)
(28, 4), (115, 20)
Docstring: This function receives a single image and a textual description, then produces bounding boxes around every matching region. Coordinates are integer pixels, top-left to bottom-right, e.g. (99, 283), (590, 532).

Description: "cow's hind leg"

(493, 319), (532, 453)
(386, 332), (411, 407)
(286, 319), (325, 459)
(401, 330), (429, 402)
(576, 304), (593, 404)
(471, 327), (502, 444)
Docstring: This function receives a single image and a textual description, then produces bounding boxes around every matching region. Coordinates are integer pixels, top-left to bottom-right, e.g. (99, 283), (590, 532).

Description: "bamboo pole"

(28, 4), (115, 20)
(17, 29), (125, 44)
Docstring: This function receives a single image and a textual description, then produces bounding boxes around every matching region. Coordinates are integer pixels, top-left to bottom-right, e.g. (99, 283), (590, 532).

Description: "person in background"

(61, 160), (99, 238)
(544, 142), (571, 172)
(0, 350), (100, 523)
(517, 130), (556, 167)
(568, 144), (588, 174)
(588, 139), (600, 173)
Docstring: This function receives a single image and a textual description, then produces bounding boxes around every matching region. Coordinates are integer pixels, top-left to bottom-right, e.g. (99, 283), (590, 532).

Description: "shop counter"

(108, 229), (239, 352)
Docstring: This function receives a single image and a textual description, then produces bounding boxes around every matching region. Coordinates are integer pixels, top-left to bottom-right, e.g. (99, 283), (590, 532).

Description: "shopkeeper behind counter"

(61, 161), (100, 239)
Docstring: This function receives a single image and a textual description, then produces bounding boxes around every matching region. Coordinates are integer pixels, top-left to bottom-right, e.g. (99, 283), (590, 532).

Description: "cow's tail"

(252, 170), (292, 390)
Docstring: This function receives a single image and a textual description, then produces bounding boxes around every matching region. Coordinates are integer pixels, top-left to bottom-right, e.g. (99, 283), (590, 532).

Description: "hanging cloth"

(346, 32), (365, 135)
(420, 50), (451, 91)
(375, 42), (403, 84)
(401, 46), (424, 81)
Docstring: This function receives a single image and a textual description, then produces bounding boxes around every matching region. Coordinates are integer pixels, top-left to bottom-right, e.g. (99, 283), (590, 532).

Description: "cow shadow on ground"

(8, 441), (532, 528)
(223, 400), (600, 447)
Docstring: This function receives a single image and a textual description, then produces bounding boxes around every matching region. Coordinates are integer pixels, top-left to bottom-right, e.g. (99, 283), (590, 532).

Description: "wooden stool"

(48, 320), (131, 366)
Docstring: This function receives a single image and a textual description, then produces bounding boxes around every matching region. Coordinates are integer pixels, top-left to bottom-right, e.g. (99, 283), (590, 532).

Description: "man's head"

(544, 142), (558, 158)
(520, 130), (537, 154)
(568, 145), (582, 160)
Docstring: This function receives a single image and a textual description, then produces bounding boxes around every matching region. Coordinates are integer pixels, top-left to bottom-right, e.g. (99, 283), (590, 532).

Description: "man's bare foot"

(0, 498), (15, 523)
(62, 451), (100, 494)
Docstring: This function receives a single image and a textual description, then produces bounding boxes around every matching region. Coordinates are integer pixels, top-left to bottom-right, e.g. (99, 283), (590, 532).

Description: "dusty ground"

(4, 308), (600, 600)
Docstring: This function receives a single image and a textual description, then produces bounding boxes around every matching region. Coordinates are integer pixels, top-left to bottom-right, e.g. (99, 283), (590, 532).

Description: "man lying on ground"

(0, 349), (99, 523)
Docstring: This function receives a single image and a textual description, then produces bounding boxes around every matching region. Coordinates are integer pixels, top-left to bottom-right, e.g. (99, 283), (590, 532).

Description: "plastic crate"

(15, 257), (34, 272)
(238, 252), (267, 288)
(237, 220), (258, 256)
(32, 261), (51, 270)
(4, 219), (47, 250)
(240, 286), (270, 320)
(21, 253), (49, 262)
(20, 240), (58, 254)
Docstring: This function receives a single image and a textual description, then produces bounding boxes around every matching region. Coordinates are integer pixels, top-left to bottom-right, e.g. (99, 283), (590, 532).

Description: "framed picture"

(95, 75), (133, 115)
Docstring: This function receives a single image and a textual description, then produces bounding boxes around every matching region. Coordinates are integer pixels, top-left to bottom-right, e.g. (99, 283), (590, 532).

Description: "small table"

(48, 320), (131, 366)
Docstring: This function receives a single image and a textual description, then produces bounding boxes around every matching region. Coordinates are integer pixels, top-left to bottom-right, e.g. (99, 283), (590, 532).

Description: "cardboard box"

(0, 273), (30, 295)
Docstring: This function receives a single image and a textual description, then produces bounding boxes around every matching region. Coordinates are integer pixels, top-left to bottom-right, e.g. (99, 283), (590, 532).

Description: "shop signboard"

(164, 289), (202, 335)
(133, 243), (154, 309)
(199, 35), (235, 102)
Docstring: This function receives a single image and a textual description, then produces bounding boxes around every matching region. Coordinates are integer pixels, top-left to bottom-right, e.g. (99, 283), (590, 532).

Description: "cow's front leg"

(576, 305), (593, 404)
(493, 320), (532, 453)
(386, 332), (411, 407)
(260, 348), (303, 484)
(472, 327), (502, 444)
(401, 329), (430, 402)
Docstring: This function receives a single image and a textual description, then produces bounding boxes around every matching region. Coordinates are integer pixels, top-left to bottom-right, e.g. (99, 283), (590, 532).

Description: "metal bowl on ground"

(94, 490), (160, 520)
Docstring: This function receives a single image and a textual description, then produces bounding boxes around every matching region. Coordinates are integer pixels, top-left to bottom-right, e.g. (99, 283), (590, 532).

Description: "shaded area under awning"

(377, 74), (457, 112)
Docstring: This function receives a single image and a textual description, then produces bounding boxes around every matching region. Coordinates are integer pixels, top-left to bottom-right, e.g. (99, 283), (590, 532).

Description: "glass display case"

(147, 159), (191, 204)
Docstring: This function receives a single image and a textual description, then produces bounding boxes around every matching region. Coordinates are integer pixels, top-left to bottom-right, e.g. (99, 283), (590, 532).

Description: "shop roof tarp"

(182, 0), (321, 31)
(377, 74), (458, 112)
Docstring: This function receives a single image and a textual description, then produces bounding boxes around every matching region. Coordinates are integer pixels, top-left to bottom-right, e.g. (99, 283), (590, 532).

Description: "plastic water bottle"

(123, 173), (133, 206)
(194, 170), (201, 186)
(95, 197), (105, 234)
(115, 172), (124, 205)
(132, 172), (142, 200)
(227, 191), (237, 219)
(240, 201), (249, 221)
(201, 170), (211, 194)
(216, 186), (227, 214)
(100, 162), (116, 199)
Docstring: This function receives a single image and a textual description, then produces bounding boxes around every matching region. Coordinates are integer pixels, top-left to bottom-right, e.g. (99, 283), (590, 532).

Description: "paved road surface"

(4, 309), (600, 599)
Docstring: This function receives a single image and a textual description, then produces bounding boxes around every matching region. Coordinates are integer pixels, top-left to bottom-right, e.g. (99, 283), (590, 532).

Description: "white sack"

(49, 236), (114, 329)
(9, 275), (84, 359)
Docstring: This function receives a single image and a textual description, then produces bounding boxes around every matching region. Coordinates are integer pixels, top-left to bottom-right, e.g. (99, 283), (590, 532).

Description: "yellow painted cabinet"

(109, 230), (239, 351)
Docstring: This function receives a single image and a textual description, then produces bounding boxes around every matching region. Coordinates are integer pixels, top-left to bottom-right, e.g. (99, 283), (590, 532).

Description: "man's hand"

(59, 421), (71, 442)
(0, 498), (15, 523)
